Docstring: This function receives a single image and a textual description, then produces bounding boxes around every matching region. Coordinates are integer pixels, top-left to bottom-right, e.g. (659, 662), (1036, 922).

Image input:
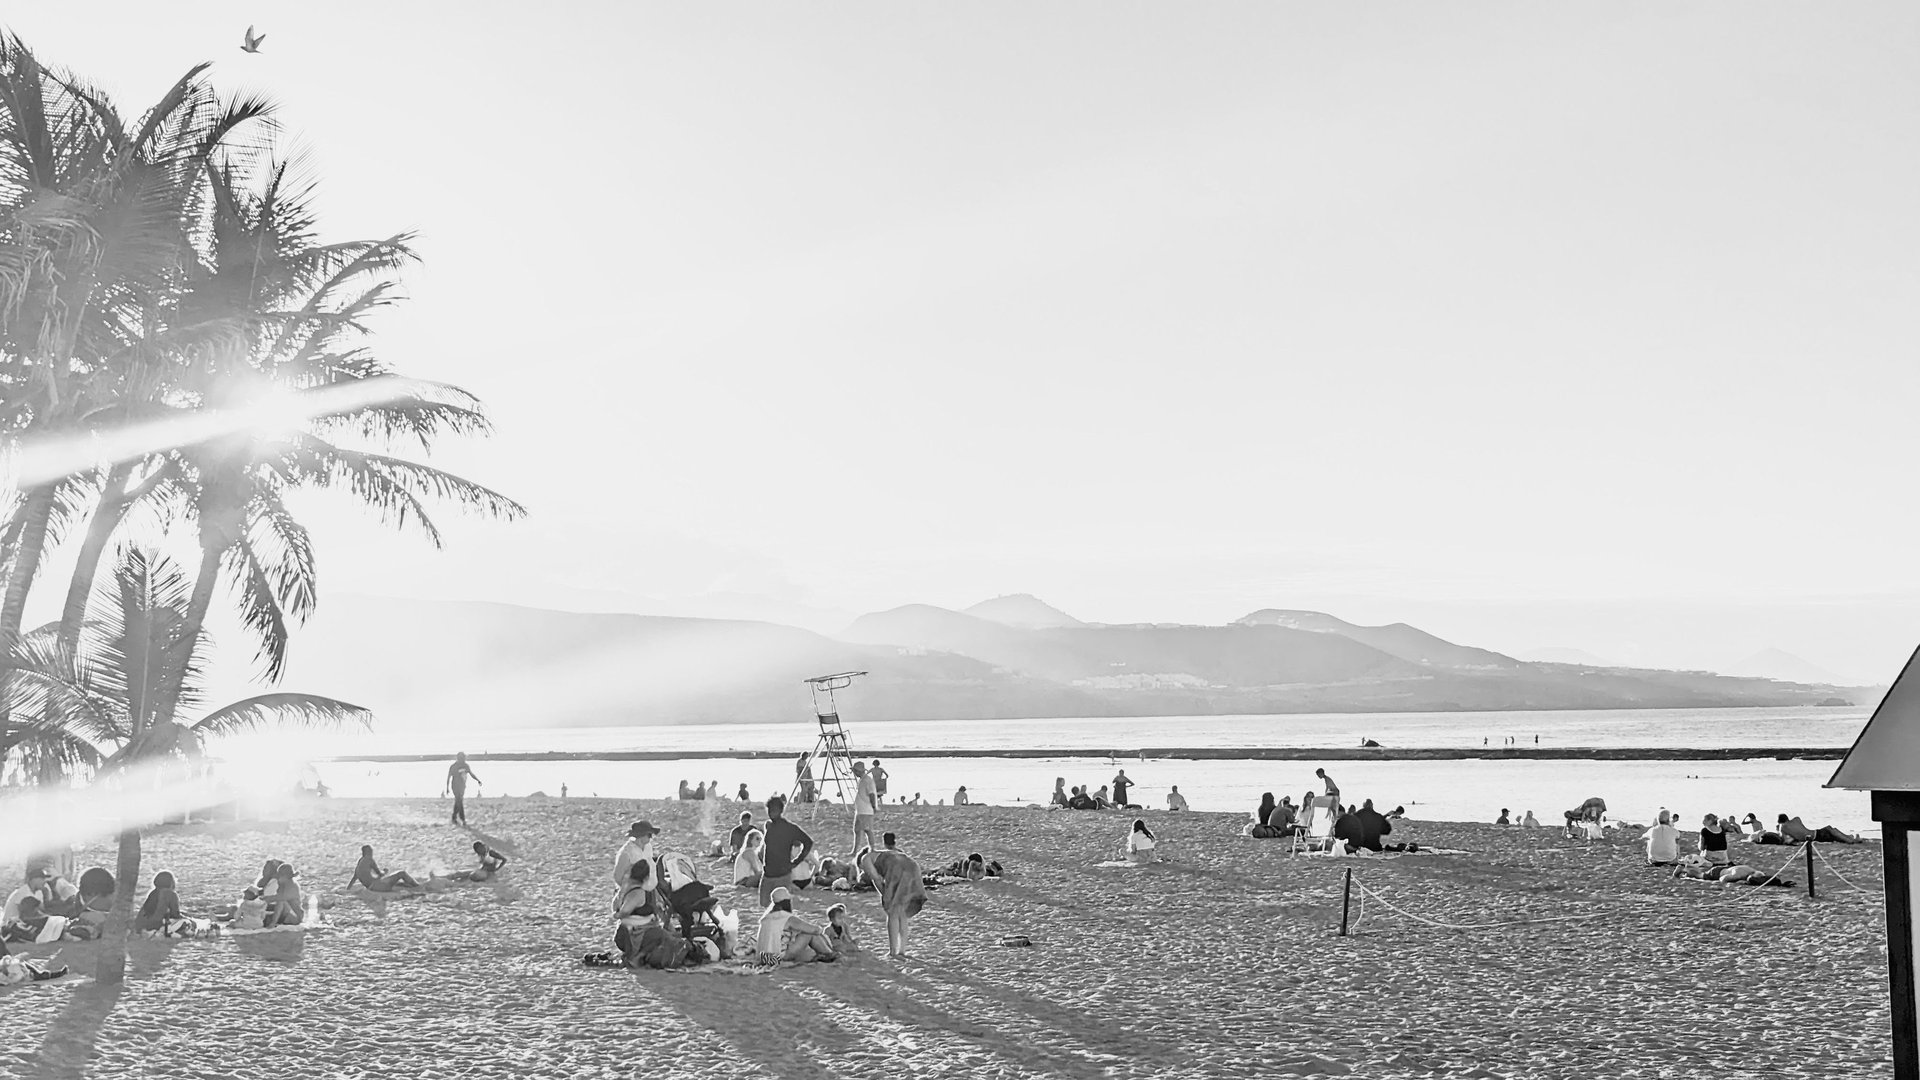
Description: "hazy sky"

(13, 4), (1920, 679)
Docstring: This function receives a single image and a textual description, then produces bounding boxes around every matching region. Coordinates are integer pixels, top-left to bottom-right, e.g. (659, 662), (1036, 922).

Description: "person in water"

(350, 846), (422, 892)
(1126, 819), (1158, 865)
(444, 752), (480, 825)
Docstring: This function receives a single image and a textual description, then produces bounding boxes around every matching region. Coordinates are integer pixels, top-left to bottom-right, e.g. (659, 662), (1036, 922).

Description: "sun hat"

(769, 886), (792, 904)
(628, 821), (661, 838)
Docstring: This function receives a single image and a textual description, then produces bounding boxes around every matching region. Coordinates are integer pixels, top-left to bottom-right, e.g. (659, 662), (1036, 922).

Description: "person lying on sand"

(1671, 855), (1792, 887)
(134, 870), (182, 933)
(350, 846), (423, 892)
(1127, 819), (1158, 865)
(0, 937), (67, 983)
(733, 830), (765, 888)
(1777, 815), (1864, 844)
(756, 888), (837, 964)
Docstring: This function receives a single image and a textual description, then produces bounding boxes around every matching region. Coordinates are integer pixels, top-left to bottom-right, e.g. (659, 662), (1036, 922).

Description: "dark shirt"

(762, 818), (813, 878)
(447, 762), (474, 794)
(1701, 827), (1728, 853)
(1068, 794), (1096, 810)
(1112, 779), (1131, 805)
(136, 887), (179, 929)
(1355, 808), (1391, 850)
(1269, 804), (1297, 831)
(1333, 812), (1366, 849)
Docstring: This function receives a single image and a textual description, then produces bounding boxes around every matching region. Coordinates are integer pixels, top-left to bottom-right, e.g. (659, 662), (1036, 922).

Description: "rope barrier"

(1747, 842), (1808, 890)
(1810, 844), (1883, 895)
(1347, 877), (1602, 932)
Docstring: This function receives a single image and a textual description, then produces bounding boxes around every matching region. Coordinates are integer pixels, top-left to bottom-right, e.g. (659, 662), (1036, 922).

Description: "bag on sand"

(636, 925), (692, 969)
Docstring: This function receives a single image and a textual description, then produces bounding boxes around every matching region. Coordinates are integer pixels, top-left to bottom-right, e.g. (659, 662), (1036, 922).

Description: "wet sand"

(0, 796), (1893, 1079)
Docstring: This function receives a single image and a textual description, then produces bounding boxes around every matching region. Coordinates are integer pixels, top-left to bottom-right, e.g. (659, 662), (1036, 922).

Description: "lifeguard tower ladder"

(793, 671), (866, 817)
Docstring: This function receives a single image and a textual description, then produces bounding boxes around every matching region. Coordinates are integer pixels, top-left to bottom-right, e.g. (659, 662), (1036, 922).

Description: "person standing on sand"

(738, 783), (750, 801)
(444, 753), (480, 825)
(857, 845), (927, 959)
(1496, 809), (1510, 826)
(851, 761), (880, 856)
(795, 753), (816, 803)
(1112, 770), (1134, 809)
(759, 795), (815, 908)
(872, 759), (889, 800)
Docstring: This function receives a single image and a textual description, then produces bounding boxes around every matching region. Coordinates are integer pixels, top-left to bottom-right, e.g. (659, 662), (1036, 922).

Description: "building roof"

(1829, 644), (1920, 791)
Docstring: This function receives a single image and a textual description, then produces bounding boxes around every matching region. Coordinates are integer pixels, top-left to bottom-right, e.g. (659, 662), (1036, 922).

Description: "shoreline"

(315, 745), (1849, 764)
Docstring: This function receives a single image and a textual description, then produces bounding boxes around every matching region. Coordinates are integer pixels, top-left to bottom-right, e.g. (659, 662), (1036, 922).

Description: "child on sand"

(134, 871), (182, 932)
(756, 887), (837, 963)
(825, 903), (857, 951)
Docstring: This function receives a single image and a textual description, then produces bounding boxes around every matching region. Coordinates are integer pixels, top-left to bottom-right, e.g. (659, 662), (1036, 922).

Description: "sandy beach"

(0, 795), (1893, 1079)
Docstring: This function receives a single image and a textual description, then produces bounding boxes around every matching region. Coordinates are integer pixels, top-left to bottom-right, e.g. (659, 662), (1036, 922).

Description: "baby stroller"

(658, 852), (726, 956)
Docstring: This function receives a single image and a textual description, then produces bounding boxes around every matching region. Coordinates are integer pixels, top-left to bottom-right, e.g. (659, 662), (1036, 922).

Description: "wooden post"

(1874, 793), (1920, 1080)
(1806, 842), (1817, 900)
(1339, 868), (1353, 937)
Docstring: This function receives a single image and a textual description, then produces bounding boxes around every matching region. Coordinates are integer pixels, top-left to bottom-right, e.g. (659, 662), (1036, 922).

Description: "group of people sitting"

(1493, 809), (1541, 828)
(1643, 809), (1864, 867)
(1051, 771), (1142, 811)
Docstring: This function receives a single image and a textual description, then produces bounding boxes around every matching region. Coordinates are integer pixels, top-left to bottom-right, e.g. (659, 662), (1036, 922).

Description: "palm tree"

(0, 35), (271, 643)
(0, 546), (371, 983)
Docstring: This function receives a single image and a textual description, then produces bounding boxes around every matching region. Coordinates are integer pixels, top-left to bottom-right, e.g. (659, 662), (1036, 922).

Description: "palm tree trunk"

(58, 463), (141, 653)
(97, 825), (140, 984)
(152, 539), (223, 731)
(0, 484), (56, 642)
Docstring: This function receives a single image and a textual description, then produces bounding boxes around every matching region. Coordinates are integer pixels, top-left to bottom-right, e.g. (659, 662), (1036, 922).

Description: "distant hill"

(964, 594), (1085, 629)
(1522, 647), (1620, 667)
(1725, 648), (1846, 686)
(251, 595), (1877, 730)
(1235, 609), (1520, 669)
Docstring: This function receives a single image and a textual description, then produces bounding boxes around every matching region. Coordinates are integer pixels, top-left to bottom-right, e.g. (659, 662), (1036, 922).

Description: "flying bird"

(241, 26), (266, 53)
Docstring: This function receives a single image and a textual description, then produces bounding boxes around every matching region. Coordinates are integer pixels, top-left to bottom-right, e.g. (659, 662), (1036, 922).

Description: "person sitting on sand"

(1256, 792), (1277, 828)
(825, 903), (858, 952)
(1699, 814), (1730, 866)
(134, 870), (182, 933)
(454, 842), (509, 882)
(1052, 778), (1070, 807)
(267, 864), (304, 927)
(857, 847), (927, 959)
(1521, 811), (1538, 828)
(0, 937), (68, 982)
(350, 846), (422, 892)
(1068, 786), (1097, 810)
(1721, 814), (1744, 837)
(2, 866), (61, 925)
(694, 782), (708, 800)
(1273, 797), (1300, 834)
(677, 780), (693, 800)
(1643, 811), (1681, 865)
(727, 811), (758, 855)
(733, 829), (766, 887)
(738, 783), (750, 801)
(1356, 800), (1391, 851)
(955, 786), (972, 806)
(1092, 785), (1112, 810)
(1331, 807), (1367, 854)
(73, 868), (113, 928)
(1166, 786), (1189, 811)
(756, 887), (838, 964)
(1127, 819), (1158, 865)
(2, 896), (73, 944)
(1496, 809), (1511, 826)
(1777, 815), (1864, 844)
(613, 860), (662, 961)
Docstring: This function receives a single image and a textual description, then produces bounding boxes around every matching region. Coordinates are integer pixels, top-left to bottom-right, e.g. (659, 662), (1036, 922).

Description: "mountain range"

(259, 593), (1874, 731)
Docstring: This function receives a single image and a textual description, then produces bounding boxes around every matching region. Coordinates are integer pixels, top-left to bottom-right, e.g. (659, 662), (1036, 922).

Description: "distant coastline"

(316, 745), (1848, 764)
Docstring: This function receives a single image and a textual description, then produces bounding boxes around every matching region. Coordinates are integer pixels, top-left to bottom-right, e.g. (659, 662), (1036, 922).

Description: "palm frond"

(189, 692), (371, 739)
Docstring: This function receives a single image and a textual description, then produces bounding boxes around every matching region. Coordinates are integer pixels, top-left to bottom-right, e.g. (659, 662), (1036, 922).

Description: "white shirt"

(1643, 824), (1681, 863)
(3, 884), (43, 924)
(1127, 832), (1157, 855)
(757, 909), (793, 956)
(855, 774), (878, 815)
(733, 844), (764, 886)
(613, 839), (652, 887)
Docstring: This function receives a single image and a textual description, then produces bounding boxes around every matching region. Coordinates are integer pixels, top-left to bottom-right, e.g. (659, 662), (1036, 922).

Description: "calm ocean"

(291, 705), (1881, 833)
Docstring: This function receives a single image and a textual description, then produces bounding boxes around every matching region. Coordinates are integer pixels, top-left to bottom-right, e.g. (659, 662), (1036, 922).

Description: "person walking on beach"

(1112, 770), (1134, 809)
(444, 753), (480, 825)
(851, 761), (880, 856)
(759, 795), (815, 908)
(794, 753), (816, 803)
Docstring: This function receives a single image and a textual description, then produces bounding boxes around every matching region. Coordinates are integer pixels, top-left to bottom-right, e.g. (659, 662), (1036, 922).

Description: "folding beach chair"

(1292, 796), (1340, 854)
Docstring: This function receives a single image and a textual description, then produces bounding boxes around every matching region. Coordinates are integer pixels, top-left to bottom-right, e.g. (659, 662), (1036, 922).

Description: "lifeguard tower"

(793, 671), (867, 816)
